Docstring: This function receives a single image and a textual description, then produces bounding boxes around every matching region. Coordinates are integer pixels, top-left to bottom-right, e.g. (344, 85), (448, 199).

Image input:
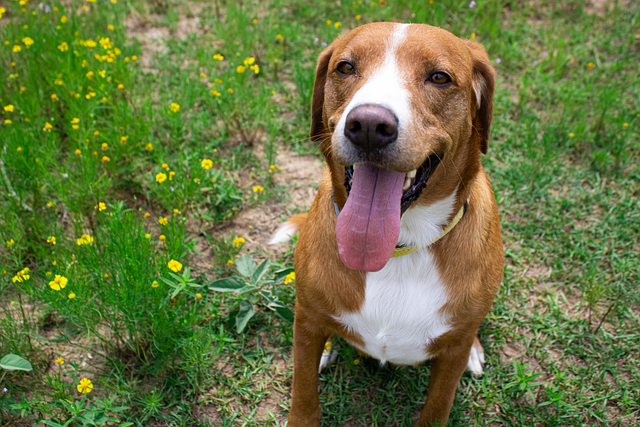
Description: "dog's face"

(310, 23), (496, 271)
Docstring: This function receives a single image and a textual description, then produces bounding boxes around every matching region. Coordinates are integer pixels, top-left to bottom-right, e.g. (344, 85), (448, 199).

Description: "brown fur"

(288, 23), (503, 426)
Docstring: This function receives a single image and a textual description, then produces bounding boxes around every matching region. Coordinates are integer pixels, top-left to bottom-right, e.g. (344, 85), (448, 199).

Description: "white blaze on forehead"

(334, 24), (412, 146)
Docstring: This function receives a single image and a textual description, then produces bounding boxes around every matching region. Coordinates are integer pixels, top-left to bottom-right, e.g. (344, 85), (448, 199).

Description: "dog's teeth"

(403, 178), (411, 190)
(407, 169), (417, 179)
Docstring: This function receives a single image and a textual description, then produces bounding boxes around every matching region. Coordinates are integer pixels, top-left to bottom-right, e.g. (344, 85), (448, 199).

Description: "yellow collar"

(391, 199), (468, 258)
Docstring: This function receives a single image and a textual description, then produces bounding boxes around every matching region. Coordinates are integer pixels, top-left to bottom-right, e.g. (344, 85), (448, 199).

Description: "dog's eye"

(337, 62), (356, 75)
(428, 72), (451, 85)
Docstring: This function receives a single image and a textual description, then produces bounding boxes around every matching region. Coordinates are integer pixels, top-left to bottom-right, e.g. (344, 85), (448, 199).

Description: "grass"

(0, 0), (638, 425)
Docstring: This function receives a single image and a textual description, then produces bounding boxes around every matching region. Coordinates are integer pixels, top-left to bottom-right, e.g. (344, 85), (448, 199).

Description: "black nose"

(344, 104), (398, 150)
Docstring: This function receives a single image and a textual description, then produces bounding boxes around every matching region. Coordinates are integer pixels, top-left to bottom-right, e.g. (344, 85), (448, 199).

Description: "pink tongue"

(336, 163), (405, 272)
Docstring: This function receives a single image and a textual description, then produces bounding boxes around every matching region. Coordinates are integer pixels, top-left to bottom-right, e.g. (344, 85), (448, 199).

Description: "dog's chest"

(336, 250), (451, 365)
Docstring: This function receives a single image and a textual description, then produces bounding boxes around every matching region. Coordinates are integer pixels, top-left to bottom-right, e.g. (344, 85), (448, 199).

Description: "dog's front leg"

(417, 336), (475, 426)
(288, 309), (329, 427)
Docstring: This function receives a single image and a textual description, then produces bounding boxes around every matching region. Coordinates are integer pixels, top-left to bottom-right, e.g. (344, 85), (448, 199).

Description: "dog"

(270, 22), (503, 426)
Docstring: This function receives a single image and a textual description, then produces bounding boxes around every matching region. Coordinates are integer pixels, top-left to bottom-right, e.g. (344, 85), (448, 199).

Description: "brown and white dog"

(271, 22), (503, 426)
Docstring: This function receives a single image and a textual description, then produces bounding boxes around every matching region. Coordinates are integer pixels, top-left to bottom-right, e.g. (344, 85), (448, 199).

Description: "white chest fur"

(335, 192), (457, 366)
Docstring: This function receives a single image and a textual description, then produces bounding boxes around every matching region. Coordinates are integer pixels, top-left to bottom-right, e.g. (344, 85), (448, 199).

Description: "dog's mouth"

(342, 151), (443, 214)
(335, 152), (443, 272)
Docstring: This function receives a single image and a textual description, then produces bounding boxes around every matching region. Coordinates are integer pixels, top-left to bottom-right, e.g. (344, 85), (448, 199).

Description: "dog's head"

(310, 22), (496, 271)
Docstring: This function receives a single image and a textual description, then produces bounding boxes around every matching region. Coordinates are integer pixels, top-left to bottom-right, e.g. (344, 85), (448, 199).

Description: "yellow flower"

(12, 268), (30, 283)
(95, 202), (106, 211)
(227, 259), (234, 266)
(471, 32), (476, 39)
(55, 357), (64, 364)
(58, 42), (68, 52)
(101, 143), (108, 151)
(244, 57), (256, 66)
(169, 171), (175, 181)
(569, 133), (575, 138)
(335, 22), (341, 28)
(107, 24), (114, 31)
(213, 53), (224, 60)
(269, 164), (276, 172)
(43, 122), (53, 131)
(77, 378), (93, 394)
(236, 65), (246, 73)
(6, 239), (15, 247)
(51, 94), (59, 101)
(168, 260), (182, 272)
(75, 149), (81, 156)
(77, 234), (94, 245)
(252, 19), (257, 24)
(144, 212), (151, 218)
(98, 69), (106, 78)
(68, 292), (76, 299)
(276, 34), (283, 40)
(356, 15), (361, 20)
(144, 233), (151, 239)
(227, 88), (233, 93)
(99, 38), (113, 50)
(250, 64), (260, 74)
(158, 217), (168, 225)
(13, 45), (22, 53)
(173, 209), (180, 214)
(326, 20), (332, 26)
(201, 159), (213, 170)
(151, 280), (159, 288)
(4, 120), (11, 125)
(623, 122), (629, 128)
(232, 236), (245, 247)
(253, 185), (264, 192)
(120, 136), (129, 144)
(22, 37), (34, 47)
(118, 84), (124, 90)
(156, 172), (167, 183)
(353, 359), (360, 365)
(94, 131), (100, 136)
(168, 102), (180, 113)
(162, 163), (169, 170)
(196, 293), (202, 299)
(210, 90), (221, 96)
(284, 272), (296, 284)
(47, 201), (56, 208)
(159, 235), (166, 241)
(47, 236), (56, 245)
(101, 156), (110, 163)
(20, 87), (26, 93)
(587, 62), (594, 68)
(60, 15), (67, 23)
(132, 55), (138, 61)
(215, 78), (223, 84)
(49, 275), (68, 291)
(145, 143), (154, 151)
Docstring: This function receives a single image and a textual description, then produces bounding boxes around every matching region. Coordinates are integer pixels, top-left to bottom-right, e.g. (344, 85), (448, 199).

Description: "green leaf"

(274, 306), (294, 323)
(251, 258), (270, 285)
(236, 300), (255, 333)
(236, 255), (256, 278)
(0, 354), (33, 371)
(208, 277), (245, 292)
(273, 267), (294, 282)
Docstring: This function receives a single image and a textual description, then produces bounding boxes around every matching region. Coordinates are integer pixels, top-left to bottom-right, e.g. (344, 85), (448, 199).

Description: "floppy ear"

(464, 40), (496, 154)
(310, 45), (335, 143)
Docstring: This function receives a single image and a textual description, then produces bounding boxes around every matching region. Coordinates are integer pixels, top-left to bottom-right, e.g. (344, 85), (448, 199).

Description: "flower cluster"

(232, 236), (245, 247)
(77, 234), (94, 245)
(12, 268), (30, 283)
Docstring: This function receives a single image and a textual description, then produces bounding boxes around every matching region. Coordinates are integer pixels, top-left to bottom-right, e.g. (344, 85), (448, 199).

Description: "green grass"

(1, 0), (639, 425)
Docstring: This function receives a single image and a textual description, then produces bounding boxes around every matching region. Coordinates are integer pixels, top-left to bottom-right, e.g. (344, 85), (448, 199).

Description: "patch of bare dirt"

(216, 148), (324, 255)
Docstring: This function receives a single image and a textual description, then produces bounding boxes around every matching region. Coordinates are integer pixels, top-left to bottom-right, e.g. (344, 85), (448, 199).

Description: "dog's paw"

(466, 337), (485, 378)
(318, 340), (339, 373)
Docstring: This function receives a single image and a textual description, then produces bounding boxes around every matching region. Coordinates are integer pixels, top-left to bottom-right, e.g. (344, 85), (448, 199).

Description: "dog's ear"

(310, 45), (335, 143)
(464, 40), (496, 155)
